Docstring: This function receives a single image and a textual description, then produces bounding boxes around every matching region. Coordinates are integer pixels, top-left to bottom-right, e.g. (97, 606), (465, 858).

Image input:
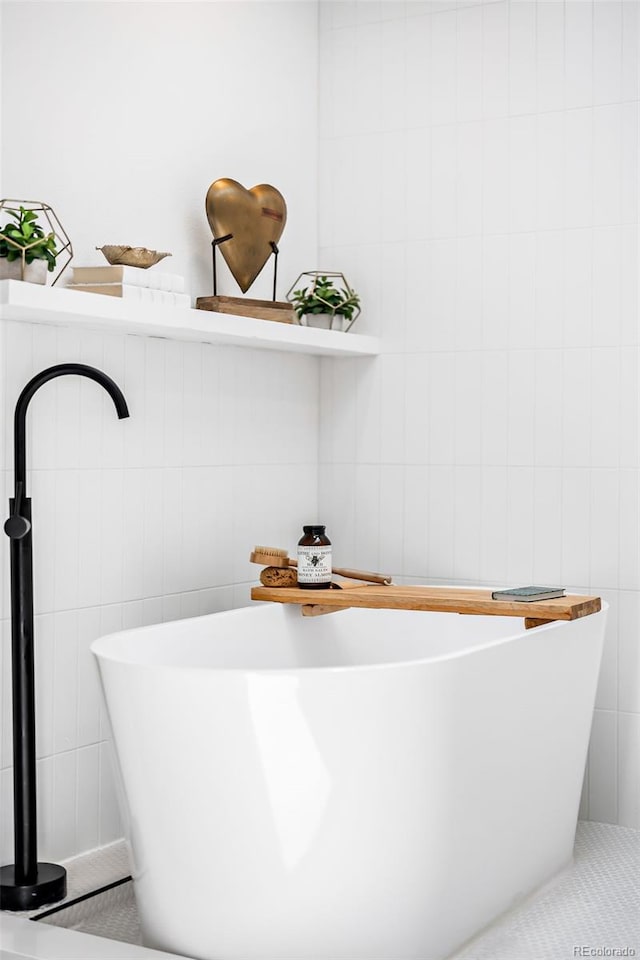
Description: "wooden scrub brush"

(250, 546), (392, 586)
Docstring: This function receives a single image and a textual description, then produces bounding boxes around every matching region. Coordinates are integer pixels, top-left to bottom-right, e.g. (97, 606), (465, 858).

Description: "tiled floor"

(18, 822), (640, 959)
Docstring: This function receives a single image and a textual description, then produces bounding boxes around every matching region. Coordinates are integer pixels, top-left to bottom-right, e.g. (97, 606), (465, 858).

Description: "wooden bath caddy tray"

(250, 585), (601, 627)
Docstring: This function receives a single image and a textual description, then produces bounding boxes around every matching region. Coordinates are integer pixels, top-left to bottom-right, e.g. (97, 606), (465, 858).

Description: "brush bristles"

(250, 545), (291, 568)
(254, 545), (288, 558)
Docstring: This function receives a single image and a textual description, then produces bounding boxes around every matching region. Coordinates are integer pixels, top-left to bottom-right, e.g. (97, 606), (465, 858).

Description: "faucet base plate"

(0, 862), (67, 912)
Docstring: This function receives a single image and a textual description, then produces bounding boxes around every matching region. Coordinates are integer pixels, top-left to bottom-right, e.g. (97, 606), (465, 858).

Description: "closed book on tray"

(67, 283), (191, 307)
(70, 265), (186, 292)
(491, 586), (566, 602)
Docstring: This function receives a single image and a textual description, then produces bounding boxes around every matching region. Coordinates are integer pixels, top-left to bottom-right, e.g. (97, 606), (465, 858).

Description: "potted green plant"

(0, 205), (58, 283)
(289, 273), (361, 332)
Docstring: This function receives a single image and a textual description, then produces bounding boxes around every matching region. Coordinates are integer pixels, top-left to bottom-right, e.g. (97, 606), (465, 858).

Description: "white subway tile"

(77, 333), (105, 471)
(453, 465), (482, 580)
(1, 620), (12, 770)
(532, 467), (563, 586)
(31, 471), (56, 614)
(588, 709), (618, 825)
(565, 0), (593, 110)
(482, 1), (509, 119)
(53, 610), (78, 755)
(430, 11), (457, 125)
(621, 0), (639, 101)
(456, 123), (483, 237)
(535, 232), (564, 348)
(481, 351), (509, 465)
(76, 744), (100, 855)
(143, 339), (165, 467)
(100, 469), (125, 606)
(456, 5), (483, 123)
(561, 467), (591, 586)
(35, 614), (55, 760)
(594, 588), (619, 712)
(479, 465), (509, 583)
(381, 132), (408, 241)
(454, 352), (482, 465)
(537, 111), (565, 232)
(53, 469), (80, 612)
(618, 712), (640, 829)
(618, 591), (639, 713)
(381, 19), (408, 132)
(564, 109), (593, 231)
(592, 226), (622, 347)
(536, 0), (565, 114)
(102, 336), (126, 469)
(619, 345), (639, 469)
(619, 469), (640, 591)
(593, 104), (622, 227)
(482, 118), (510, 237)
(621, 102), (639, 227)
(381, 355), (407, 464)
(563, 228), (593, 347)
(379, 465), (405, 575)
(593, 0), (623, 106)
(381, 243), (408, 354)
(430, 124), (458, 238)
(77, 469), (102, 609)
(99, 741), (124, 846)
(455, 236), (483, 350)
(36, 756), (55, 862)
(428, 352), (456, 464)
(506, 466), (535, 584)
(404, 354), (430, 464)
(508, 232), (537, 350)
(507, 350), (535, 466)
(355, 21), (384, 135)
(590, 348), (621, 468)
(51, 749), (77, 861)
(590, 468), (620, 589)
(77, 606), (102, 748)
(142, 470), (164, 599)
(509, 0), (537, 116)
(354, 465), (381, 569)
(509, 116), (538, 234)
(425, 239), (457, 350)
(405, 127), (432, 241)
(482, 235), (510, 349)
(427, 465), (455, 580)
(55, 353), (81, 470)
(534, 349), (563, 466)
(123, 335), (146, 469)
(331, 357), (359, 462)
(405, 14), (432, 128)
(356, 359), (383, 465)
(620, 225), (638, 348)
(1, 767), (13, 865)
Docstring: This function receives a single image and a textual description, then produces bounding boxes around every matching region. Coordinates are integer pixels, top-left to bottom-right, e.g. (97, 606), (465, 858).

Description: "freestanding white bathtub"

(92, 600), (606, 960)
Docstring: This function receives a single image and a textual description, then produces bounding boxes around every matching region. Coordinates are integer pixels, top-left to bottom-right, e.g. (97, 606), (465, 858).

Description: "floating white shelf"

(0, 280), (380, 358)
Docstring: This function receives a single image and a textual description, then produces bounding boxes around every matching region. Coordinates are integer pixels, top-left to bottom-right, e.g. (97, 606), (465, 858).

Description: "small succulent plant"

(0, 206), (58, 271)
(290, 275), (360, 322)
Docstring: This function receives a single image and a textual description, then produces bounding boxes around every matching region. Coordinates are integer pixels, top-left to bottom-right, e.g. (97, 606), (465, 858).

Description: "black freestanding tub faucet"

(0, 364), (129, 911)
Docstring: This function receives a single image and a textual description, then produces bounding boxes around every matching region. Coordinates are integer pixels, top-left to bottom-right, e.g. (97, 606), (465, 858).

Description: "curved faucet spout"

(13, 363), (129, 495)
(1, 363), (129, 909)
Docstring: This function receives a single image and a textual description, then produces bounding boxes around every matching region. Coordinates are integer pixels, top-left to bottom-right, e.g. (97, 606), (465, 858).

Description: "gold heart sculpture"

(205, 178), (287, 294)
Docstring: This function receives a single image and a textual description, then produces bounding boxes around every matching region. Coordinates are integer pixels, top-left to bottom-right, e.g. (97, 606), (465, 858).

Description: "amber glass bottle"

(297, 525), (332, 590)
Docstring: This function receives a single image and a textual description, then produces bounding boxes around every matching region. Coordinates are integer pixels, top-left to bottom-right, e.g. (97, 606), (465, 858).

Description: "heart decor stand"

(196, 235), (296, 324)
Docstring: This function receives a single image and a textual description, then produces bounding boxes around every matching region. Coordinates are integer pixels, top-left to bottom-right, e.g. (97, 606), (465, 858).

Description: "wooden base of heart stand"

(196, 295), (297, 324)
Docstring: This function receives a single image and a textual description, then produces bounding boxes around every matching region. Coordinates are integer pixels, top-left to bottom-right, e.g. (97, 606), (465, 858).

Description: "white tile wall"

(318, 0), (639, 828)
(0, 322), (320, 863)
